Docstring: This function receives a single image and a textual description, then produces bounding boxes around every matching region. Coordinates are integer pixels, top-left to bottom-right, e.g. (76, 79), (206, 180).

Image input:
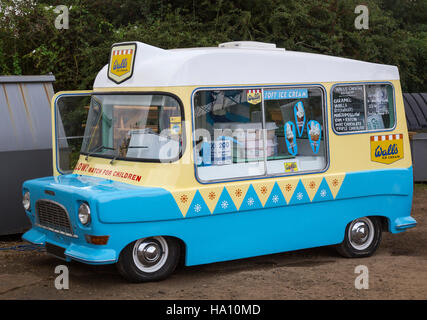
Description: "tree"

(0, 0), (425, 92)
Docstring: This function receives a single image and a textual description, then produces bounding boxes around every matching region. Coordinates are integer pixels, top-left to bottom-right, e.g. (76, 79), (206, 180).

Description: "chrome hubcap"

(133, 237), (168, 272)
(139, 242), (161, 263)
(348, 218), (375, 250)
(351, 222), (369, 244)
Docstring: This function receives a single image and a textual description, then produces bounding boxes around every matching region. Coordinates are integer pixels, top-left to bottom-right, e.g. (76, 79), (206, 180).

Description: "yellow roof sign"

(108, 42), (137, 84)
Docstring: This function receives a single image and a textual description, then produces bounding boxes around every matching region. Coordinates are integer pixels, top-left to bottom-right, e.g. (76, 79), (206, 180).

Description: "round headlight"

(22, 191), (30, 211)
(78, 203), (91, 225)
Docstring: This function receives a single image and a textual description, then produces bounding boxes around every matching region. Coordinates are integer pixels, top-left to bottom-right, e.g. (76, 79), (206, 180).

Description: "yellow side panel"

(324, 80), (411, 173)
(64, 80), (409, 202)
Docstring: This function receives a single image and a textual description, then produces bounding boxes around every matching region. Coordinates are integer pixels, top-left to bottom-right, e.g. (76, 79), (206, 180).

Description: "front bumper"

(23, 228), (117, 265)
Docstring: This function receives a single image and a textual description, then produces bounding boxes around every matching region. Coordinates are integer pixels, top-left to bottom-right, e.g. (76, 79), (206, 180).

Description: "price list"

(333, 85), (366, 132)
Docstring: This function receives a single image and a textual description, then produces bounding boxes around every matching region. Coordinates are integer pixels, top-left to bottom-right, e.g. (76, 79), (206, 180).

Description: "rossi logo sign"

(370, 134), (403, 164)
(108, 43), (136, 84)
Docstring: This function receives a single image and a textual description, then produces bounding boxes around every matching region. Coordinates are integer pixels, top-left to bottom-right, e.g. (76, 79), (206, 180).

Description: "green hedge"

(0, 0), (425, 92)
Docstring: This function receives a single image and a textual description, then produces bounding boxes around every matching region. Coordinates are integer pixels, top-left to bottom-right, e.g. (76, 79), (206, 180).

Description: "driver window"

(55, 95), (90, 173)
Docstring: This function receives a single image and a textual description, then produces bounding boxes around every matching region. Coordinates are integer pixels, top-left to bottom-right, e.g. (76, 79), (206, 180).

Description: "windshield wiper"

(110, 151), (119, 165)
(85, 146), (115, 161)
(110, 146), (148, 164)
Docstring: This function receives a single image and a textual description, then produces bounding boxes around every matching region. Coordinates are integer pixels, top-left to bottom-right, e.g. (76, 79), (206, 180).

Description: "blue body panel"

(22, 168), (416, 266)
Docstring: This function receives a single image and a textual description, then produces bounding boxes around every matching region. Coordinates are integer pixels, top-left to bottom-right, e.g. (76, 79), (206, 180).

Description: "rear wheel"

(336, 217), (382, 258)
(116, 236), (180, 282)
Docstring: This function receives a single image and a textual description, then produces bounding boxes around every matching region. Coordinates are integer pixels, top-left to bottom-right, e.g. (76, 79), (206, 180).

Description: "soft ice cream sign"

(108, 43), (137, 84)
(294, 101), (306, 137)
(247, 88), (308, 104)
(284, 121), (297, 156)
(264, 89), (308, 100)
(370, 134), (404, 164)
(307, 120), (321, 154)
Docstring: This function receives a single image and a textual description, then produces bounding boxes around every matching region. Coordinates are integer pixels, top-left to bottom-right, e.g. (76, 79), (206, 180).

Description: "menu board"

(333, 85), (365, 132)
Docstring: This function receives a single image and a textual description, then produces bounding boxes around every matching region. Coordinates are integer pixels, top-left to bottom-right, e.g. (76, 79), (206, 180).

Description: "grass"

(414, 182), (427, 191)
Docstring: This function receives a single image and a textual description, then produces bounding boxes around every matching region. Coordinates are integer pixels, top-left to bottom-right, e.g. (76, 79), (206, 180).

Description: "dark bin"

(403, 93), (427, 182)
(0, 75), (55, 235)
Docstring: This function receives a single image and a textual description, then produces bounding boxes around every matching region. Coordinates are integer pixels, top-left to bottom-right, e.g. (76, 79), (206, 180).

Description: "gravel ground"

(0, 184), (426, 300)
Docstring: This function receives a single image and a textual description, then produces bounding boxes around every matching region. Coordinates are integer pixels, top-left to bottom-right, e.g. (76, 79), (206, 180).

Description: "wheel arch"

(366, 215), (390, 233)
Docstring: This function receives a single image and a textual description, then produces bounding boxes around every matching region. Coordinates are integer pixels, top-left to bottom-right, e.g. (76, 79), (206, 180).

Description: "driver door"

(52, 91), (92, 175)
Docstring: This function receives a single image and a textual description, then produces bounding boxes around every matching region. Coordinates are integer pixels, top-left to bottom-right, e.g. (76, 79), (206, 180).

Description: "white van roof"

(94, 41), (399, 88)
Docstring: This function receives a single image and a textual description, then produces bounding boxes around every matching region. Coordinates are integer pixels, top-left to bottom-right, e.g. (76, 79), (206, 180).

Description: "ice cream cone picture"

(293, 101), (305, 137)
(284, 121), (298, 156)
(307, 120), (321, 154)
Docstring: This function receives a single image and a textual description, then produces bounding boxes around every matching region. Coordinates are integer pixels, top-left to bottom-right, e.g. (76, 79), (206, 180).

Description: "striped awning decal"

(112, 49), (134, 55)
(370, 134), (403, 141)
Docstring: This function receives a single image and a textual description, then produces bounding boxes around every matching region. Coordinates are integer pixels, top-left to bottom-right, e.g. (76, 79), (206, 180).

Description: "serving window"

(332, 83), (395, 133)
(264, 87), (326, 175)
(193, 86), (328, 182)
(194, 89), (266, 181)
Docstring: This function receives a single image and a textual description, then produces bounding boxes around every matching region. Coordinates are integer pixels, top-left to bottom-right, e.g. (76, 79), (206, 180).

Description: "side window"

(194, 89), (265, 181)
(366, 84), (395, 130)
(193, 87), (328, 182)
(332, 83), (395, 133)
(56, 95), (90, 173)
(332, 85), (365, 132)
(264, 87), (327, 174)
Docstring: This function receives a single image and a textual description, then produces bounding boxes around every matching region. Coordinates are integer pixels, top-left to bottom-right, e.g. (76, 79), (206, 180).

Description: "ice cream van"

(22, 41), (416, 282)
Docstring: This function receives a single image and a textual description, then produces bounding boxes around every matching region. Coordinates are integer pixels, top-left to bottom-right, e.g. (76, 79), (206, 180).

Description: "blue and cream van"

(22, 41), (416, 282)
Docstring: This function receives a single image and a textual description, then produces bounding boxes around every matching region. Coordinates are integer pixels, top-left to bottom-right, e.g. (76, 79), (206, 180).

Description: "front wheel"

(116, 236), (180, 282)
(336, 217), (382, 258)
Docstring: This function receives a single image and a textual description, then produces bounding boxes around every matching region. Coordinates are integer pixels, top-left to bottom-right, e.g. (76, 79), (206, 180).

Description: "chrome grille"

(36, 200), (75, 237)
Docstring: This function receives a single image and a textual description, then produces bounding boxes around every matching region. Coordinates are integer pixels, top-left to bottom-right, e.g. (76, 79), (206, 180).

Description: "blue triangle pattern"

(288, 180), (311, 205)
(334, 175), (347, 200)
(264, 182), (286, 208)
(312, 178), (334, 202)
(185, 190), (211, 218)
(239, 184), (263, 211)
(213, 187), (237, 214)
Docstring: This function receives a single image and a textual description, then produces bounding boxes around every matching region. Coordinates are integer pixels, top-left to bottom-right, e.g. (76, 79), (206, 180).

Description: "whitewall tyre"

(116, 236), (180, 282)
(336, 217), (382, 258)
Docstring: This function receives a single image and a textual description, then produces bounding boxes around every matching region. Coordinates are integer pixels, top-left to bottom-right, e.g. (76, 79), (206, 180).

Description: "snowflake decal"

(320, 189), (327, 198)
(221, 200), (229, 209)
(247, 197), (255, 206)
(194, 203), (202, 213)
(296, 192), (303, 201)
(272, 195), (279, 204)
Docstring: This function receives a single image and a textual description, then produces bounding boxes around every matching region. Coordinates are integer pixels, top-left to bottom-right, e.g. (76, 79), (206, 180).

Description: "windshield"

(81, 94), (184, 162)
